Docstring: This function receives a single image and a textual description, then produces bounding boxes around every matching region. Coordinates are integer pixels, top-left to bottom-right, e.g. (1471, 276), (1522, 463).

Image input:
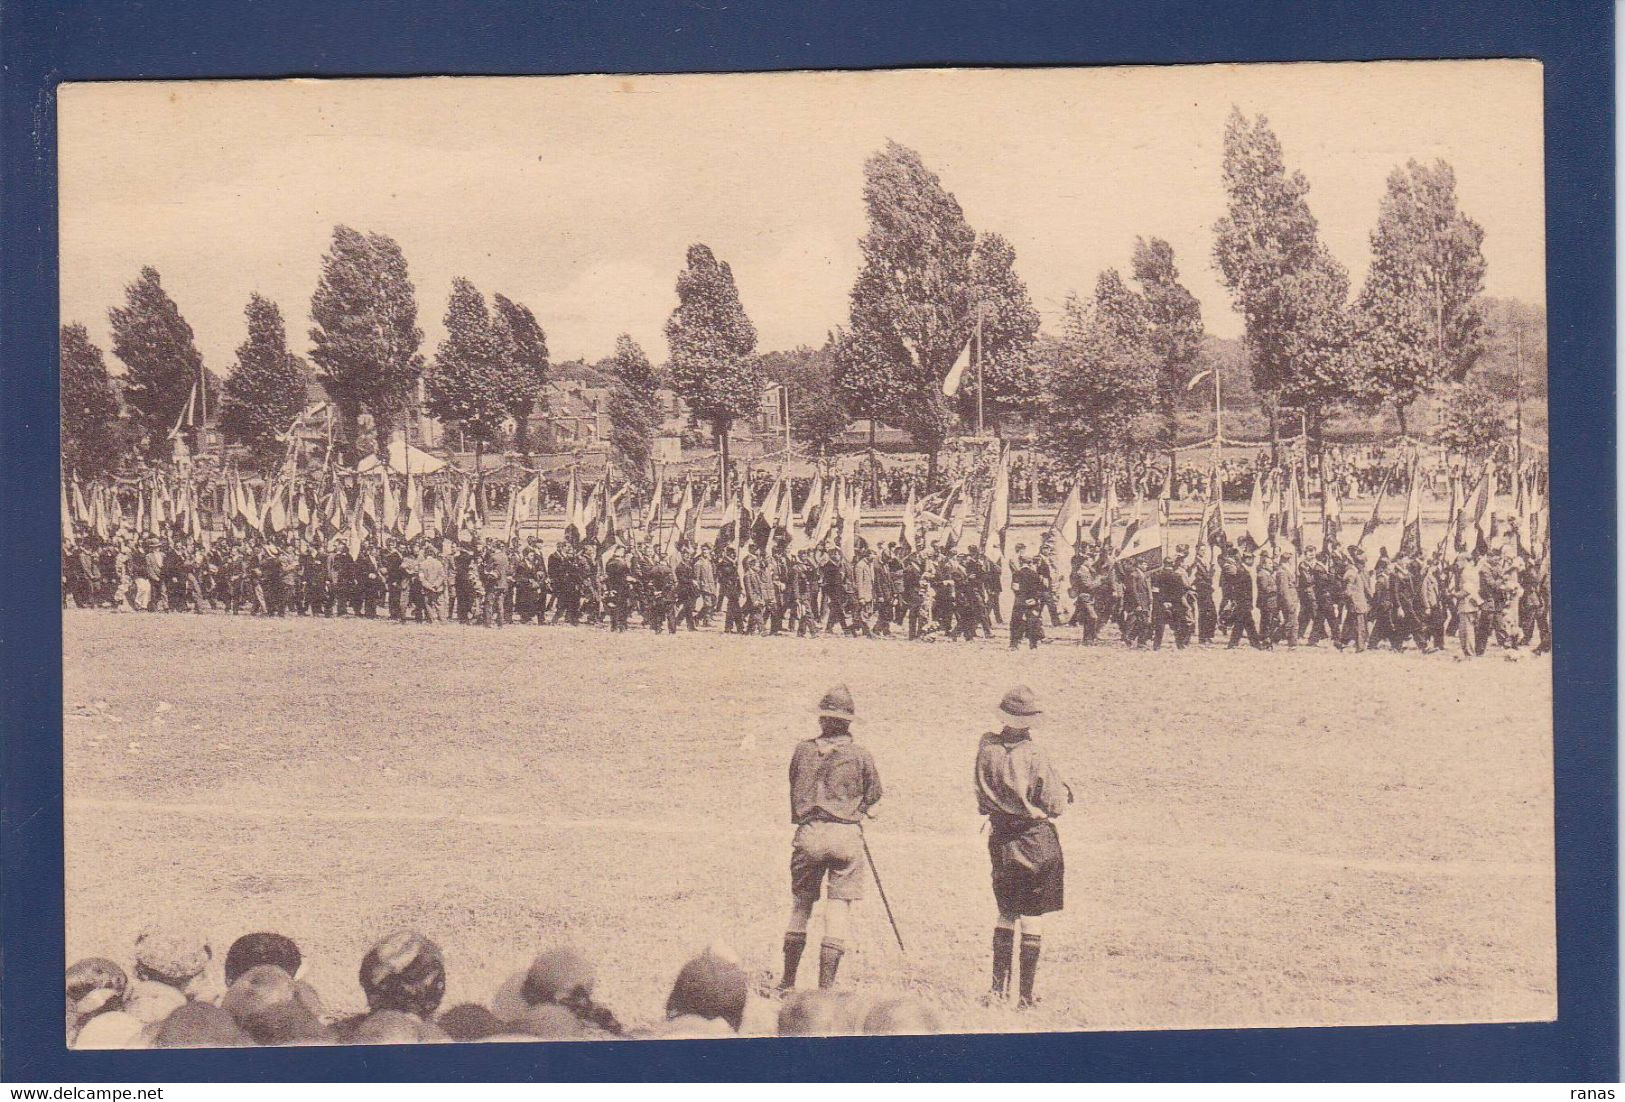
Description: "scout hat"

(437, 1003), (504, 1042)
(134, 922), (211, 989)
(998, 685), (1043, 729)
(815, 684), (856, 723)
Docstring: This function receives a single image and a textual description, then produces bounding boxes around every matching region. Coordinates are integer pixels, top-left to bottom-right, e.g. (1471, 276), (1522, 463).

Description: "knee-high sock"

(818, 938), (845, 989)
(992, 927), (1015, 996)
(1019, 933), (1042, 1004)
(780, 931), (807, 988)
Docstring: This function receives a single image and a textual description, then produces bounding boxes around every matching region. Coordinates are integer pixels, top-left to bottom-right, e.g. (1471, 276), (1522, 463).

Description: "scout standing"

(778, 684), (884, 992)
(975, 686), (1071, 1007)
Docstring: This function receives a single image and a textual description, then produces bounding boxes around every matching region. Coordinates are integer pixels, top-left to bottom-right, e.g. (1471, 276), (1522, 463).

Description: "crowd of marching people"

(61, 505), (1549, 658)
(65, 925), (944, 1048)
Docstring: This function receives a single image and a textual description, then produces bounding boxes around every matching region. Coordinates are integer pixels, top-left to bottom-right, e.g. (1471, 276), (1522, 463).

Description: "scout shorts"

(790, 820), (868, 903)
(988, 818), (1064, 917)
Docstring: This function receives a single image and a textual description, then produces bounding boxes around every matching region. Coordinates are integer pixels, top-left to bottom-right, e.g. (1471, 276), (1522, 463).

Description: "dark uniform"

(975, 686), (1070, 1008)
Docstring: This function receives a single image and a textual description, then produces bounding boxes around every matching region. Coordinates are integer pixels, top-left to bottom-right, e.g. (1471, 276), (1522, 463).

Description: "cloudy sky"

(59, 60), (1544, 376)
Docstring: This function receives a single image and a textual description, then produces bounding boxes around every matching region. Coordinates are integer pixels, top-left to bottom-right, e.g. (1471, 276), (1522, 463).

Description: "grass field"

(63, 609), (1555, 1038)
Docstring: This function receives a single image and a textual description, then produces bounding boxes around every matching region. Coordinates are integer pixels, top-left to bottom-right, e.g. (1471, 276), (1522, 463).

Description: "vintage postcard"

(57, 62), (1551, 1048)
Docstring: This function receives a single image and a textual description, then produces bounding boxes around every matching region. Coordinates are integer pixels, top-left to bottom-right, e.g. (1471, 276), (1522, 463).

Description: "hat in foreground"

(815, 684), (857, 723)
(998, 685), (1043, 725)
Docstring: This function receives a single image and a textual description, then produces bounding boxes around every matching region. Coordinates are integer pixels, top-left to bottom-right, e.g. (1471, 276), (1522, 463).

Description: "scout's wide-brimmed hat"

(815, 684), (857, 723)
(998, 685), (1043, 727)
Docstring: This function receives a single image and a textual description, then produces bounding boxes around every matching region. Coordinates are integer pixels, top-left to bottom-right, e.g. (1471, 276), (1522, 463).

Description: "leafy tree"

(492, 293), (549, 455)
(1436, 370), (1507, 458)
(107, 266), (213, 458)
(60, 323), (125, 476)
(308, 225), (425, 462)
(606, 334), (662, 484)
(1039, 271), (1158, 473)
(1356, 159), (1488, 435)
(425, 278), (509, 483)
(219, 294), (310, 468)
(757, 344), (851, 452)
(834, 141), (979, 483)
(1212, 109), (1356, 449)
(957, 231), (1042, 424)
(1132, 237), (1204, 487)
(663, 243), (760, 493)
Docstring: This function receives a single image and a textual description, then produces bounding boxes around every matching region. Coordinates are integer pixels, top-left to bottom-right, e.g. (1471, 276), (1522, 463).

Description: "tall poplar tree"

(664, 243), (760, 492)
(1132, 237), (1204, 488)
(492, 293), (550, 456)
(1212, 109), (1354, 451)
(1356, 158), (1488, 435)
(1039, 270), (1158, 472)
(425, 278), (507, 477)
(107, 267), (212, 457)
(606, 334), (661, 484)
(308, 225), (425, 462)
(60, 323), (124, 476)
(219, 294), (310, 467)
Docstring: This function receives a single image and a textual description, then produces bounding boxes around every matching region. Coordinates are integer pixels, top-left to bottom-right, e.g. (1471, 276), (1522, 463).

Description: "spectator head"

(224, 932), (303, 987)
(777, 991), (851, 1037)
(133, 922), (212, 992)
(70, 1010), (146, 1050)
(665, 946), (748, 1033)
(124, 979), (188, 1025)
(222, 964), (330, 1045)
(349, 1008), (447, 1045)
(153, 1001), (251, 1048)
(437, 1003), (504, 1042)
(508, 1002), (585, 1039)
(863, 996), (942, 1035)
(521, 946), (595, 1007)
(66, 957), (128, 1020)
(359, 931), (446, 1019)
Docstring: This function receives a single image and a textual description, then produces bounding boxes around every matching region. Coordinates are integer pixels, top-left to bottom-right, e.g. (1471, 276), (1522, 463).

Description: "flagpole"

(975, 304), (985, 438)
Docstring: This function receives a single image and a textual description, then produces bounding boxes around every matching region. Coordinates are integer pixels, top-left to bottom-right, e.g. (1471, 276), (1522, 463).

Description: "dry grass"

(63, 608), (1555, 1038)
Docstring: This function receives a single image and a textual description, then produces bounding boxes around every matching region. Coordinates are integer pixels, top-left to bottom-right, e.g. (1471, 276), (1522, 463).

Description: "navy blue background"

(1, 0), (1614, 1082)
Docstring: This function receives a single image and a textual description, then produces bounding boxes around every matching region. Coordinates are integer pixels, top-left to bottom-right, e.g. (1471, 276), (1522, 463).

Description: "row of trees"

(61, 108), (1509, 486)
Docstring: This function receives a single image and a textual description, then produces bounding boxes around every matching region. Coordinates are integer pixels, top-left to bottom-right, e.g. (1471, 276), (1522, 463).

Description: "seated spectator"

(776, 990), (852, 1037)
(347, 1008), (449, 1044)
(862, 996), (942, 1035)
(437, 1003), (505, 1042)
(128, 922), (213, 1020)
(65, 957), (128, 1044)
(358, 930), (446, 1021)
(656, 946), (748, 1038)
(224, 931), (303, 987)
(222, 964), (332, 1045)
(152, 1002), (251, 1048)
(519, 946), (622, 1036)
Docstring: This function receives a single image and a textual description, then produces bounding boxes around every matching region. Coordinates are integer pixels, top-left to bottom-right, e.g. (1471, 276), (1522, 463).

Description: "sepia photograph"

(55, 61), (1554, 1049)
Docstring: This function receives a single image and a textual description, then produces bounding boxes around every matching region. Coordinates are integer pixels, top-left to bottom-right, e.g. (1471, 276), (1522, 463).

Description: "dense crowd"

(63, 510), (1549, 658)
(65, 925), (943, 1048)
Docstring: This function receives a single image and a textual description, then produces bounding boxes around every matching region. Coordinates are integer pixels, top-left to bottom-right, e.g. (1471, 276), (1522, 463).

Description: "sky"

(58, 61), (1545, 377)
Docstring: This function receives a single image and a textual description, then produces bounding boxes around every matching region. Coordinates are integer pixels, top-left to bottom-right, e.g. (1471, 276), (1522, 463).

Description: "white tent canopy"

(353, 432), (446, 476)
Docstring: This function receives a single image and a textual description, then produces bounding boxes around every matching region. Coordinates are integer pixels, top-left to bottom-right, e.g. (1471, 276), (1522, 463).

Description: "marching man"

(778, 684), (884, 993)
(975, 685), (1072, 1008)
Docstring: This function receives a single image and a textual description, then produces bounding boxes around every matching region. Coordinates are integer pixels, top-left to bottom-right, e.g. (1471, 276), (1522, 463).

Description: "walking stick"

(859, 821), (906, 953)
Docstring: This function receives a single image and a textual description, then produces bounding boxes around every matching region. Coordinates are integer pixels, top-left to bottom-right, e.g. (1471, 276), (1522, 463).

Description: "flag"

(1089, 476), (1118, 544)
(667, 481), (693, 553)
(1119, 496), (1164, 565)
(402, 468), (422, 541)
(716, 479), (741, 548)
(1397, 457), (1424, 558)
(60, 479), (73, 541)
(944, 478), (971, 551)
(1283, 466), (1303, 551)
(684, 483), (704, 545)
(940, 338), (972, 397)
(840, 480), (861, 560)
(381, 473), (398, 531)
(564, 468), (582, 541)
(898, 484), (919, 550)
(168, 380), (198, 440)
(981, 444), (1011, 562)
(641, 471), (663, 539)
(1199, 470), (1229, 550)
(1459, 460), (1495, 554)
(1046, 480), (1083, 617)
(800, 474), (825, 538)
(1321, 471), (1342, 549)
(1356, 467), (1393, 548)
(1245, 472), (1268, 549)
